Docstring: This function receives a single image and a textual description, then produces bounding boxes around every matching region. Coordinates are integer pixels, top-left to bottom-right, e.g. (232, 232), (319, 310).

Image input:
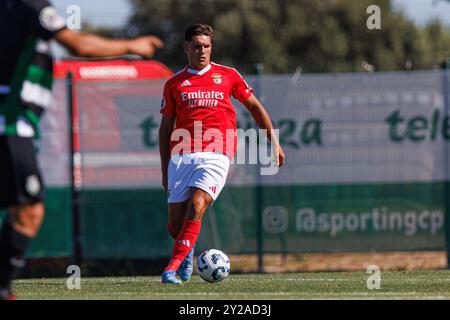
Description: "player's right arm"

(24, 0), (163, 59)
(159, 115), (175, 192)
(55, 29), (163, 59)
(159, 81), (177, 192)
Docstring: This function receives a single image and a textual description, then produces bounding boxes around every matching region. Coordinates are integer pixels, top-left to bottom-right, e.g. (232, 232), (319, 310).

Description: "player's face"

(184, 35), (212, 70)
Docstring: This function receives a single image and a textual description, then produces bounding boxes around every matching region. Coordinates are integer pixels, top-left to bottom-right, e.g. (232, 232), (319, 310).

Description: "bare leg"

(185, 188), (213, 221)
(9, 202), (45, 238)
(167, 201), (188, 239)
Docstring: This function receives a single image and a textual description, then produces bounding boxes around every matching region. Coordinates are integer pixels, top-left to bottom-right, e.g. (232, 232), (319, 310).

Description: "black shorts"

(0, 136), (45, 208)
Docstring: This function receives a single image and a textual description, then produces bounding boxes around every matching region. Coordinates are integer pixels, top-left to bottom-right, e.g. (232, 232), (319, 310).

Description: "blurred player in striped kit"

(0, 0), (163, 299)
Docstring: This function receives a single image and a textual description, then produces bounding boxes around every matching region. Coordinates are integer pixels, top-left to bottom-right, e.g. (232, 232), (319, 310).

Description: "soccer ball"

(197, 249), (230, 283)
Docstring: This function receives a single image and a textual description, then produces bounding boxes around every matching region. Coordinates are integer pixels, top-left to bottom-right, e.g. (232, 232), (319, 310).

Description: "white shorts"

(167, 152), (230, 203)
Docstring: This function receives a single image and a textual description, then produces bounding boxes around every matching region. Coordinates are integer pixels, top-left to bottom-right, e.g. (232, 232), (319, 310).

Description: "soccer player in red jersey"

(159, 24), (285, 284)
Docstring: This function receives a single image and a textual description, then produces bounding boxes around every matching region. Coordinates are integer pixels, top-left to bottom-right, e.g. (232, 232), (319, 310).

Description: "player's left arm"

(243, 94), (285, 167)
(55, 29), (163, 59)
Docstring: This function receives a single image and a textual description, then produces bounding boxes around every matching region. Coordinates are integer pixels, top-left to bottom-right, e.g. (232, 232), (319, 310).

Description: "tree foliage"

(126, 0), (450, 73)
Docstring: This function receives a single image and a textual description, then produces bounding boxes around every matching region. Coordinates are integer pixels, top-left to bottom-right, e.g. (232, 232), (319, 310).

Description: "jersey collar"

(186, 64), (212, 75)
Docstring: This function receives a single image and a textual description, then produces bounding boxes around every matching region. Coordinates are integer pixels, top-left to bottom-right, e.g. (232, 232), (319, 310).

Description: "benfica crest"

(212, 73), (222, 84)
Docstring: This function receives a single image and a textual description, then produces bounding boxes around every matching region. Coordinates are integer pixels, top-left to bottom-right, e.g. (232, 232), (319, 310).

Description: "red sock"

(164, 219), (201, 272)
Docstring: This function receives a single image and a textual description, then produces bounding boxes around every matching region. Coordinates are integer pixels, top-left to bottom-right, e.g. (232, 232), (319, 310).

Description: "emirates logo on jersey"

(181, 90), (225, 108)
(212, 73), (222, 84)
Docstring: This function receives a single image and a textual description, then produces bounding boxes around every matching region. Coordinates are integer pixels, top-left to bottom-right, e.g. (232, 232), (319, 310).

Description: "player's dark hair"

(184, 24), (214, 42)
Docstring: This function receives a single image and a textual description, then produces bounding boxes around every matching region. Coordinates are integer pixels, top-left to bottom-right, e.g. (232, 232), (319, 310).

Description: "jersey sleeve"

(23, 0), (67, 40)
(230, 69), (254, 103)
(160, 81), (177, 117)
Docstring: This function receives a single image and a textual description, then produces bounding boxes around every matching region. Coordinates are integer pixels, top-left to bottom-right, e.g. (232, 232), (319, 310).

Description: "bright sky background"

(51, 0), (450, 58)
(53, 0), (132, 28)
(52, 0), (450, 28)
(393, 0), (450, 25)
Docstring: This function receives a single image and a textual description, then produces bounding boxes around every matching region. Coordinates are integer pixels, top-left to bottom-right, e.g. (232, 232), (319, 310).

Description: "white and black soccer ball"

(197, 249), (230, 283)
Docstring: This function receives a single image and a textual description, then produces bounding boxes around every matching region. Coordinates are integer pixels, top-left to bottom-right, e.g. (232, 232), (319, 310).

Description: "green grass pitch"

(13, 270), (450, 300)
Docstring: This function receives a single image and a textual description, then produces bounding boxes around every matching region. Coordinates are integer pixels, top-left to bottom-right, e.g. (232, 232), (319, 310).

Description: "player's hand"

(128, 36), (164, 59)
(162, 172), (168, 192)
(275, 145), (285, 167)
(279, 146), (285, 167)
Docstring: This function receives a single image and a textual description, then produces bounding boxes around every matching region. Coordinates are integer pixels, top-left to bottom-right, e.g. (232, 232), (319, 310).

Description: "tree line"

(93, 0), (450, 74)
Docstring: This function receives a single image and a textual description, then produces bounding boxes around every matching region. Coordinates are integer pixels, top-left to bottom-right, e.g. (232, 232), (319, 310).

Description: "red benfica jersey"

(160, 62), (254, 158)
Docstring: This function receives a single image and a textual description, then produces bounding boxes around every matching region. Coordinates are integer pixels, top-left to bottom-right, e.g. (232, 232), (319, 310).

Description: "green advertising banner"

(9, 70), (449, 259)
(259, 182), (446, 253)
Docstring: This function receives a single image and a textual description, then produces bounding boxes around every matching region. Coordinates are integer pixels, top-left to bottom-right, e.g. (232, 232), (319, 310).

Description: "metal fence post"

(443, 59), (450, 270)
(254, 63), (264, 273)
(67, 72), (82, 267)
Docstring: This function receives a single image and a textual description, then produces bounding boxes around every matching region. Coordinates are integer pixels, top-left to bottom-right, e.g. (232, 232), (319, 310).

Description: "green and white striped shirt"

(0, 0), (66, 138)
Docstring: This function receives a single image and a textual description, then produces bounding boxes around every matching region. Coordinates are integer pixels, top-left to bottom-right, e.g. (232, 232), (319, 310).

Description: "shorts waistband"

(173, 152), (227, 157)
